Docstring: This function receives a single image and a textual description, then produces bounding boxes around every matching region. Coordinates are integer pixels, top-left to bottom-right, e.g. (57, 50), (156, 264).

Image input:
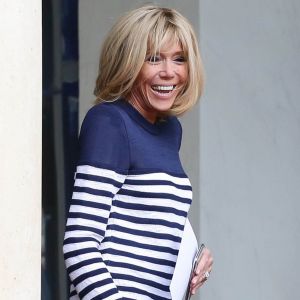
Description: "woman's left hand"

(189, 247), (213, 295)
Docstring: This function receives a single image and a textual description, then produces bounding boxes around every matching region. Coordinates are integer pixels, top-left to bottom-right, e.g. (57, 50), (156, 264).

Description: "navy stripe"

(70, 199), (111, 211)
(69, 289), (77, 297)
(79, 278), (117, 299)
(106, 260), (173, 280)
(72, 268), (107, 287)
(92, 287), (121, 300)
(107, 224), (181, 242)
(119, 286), (170, 300)
(73, 186), (114, 198)
(67, 257), (103, 274)
(114, 200), (187, 217)
(118, 189), (191, 204)
(66, 225), (105, 238)
(102, 248), (176, 267)
(76, 172), (123, 188)
(64, 247), (99, 260)
(109, 236), (178, 255)
(112, 273), (169, 291)
(68, 212), (107, 225)
(64, 236), (97, 245)
(124, 179), (192, 190)
(110, 211), (184, 230)
(127, 169), (188, 178)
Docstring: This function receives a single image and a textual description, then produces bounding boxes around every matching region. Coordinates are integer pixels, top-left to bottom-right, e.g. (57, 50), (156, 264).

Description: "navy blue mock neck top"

(63, 99), (193, 300)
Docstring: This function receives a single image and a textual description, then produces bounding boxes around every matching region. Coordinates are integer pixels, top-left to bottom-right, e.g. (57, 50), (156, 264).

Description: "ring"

(204, 271), (210, 280)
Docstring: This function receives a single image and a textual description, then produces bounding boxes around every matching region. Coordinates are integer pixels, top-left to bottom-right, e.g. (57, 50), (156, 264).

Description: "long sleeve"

(63, 104), (129, 300)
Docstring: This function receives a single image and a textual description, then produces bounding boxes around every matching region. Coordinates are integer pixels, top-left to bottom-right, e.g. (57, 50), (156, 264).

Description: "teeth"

(152, 85), (175, 91)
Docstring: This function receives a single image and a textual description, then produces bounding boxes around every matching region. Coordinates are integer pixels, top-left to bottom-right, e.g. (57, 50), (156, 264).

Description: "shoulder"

(80, 102), (129, 143)
(78, 102), (130, 171)
(170, 116), (182, 133)
(166, 116), (182, 150)
(82, 102), (125, 129)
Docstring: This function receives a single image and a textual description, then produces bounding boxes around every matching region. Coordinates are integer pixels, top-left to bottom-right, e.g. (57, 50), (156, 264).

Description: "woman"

(63, 5), (213, 300)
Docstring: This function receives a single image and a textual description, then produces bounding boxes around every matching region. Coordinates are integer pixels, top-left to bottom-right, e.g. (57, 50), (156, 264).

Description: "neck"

(127, 95), (157, 124)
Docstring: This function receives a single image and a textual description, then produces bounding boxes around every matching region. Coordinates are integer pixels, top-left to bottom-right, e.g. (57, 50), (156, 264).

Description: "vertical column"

(199, 1), (300, 299)
(0, 1), (42, 299)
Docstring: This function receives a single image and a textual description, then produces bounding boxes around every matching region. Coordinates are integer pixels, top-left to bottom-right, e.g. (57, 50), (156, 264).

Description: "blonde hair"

(94, 5), (204, 116)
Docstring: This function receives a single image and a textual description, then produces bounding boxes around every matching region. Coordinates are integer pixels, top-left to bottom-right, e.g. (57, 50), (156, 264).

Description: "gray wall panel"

(199, 1), (300, 299)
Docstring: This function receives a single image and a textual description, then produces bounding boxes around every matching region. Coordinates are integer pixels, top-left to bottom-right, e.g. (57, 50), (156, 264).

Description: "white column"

(0, 1), (42, 299)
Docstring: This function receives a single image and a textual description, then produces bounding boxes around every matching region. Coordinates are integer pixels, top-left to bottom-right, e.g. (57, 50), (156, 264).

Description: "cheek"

(180, 66), (188, 83)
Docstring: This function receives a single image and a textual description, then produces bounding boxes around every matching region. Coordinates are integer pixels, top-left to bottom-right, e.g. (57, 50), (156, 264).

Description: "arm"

(63, 104), (129, 300)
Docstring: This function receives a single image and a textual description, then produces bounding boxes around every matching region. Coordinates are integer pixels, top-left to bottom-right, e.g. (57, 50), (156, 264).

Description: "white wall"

(199, 1), (300, 299)
(0, 1), (42, 299)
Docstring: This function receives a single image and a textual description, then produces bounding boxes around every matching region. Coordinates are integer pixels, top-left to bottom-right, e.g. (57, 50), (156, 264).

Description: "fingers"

(189, 247), (214, 295)
(195, 247), (213, 275)
(190, 265), (213, 294)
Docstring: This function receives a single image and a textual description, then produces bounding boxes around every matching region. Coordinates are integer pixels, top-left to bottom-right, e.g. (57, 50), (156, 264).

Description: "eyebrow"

(146, 50), (185, 56)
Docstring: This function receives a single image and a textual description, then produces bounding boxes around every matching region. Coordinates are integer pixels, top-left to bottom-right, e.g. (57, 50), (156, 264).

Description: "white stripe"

(127, 172), (190, 185)
(75, 179), (119, 194)
(63, 241), (98, 254)
(72, 191), (112, 203)
(108, 265), (171, 286)
(114, 278), (171, 299)
(64, 230), (101, 242)
(75, 272), (112, 291)
(77, 165), (126, 182)
(120, 291), (152, 300)
(69, 262), (103, 281)
(102, 252), (174, 275)
(84, 283), (122, 300)
(69, 205), (110, 219)
(66, 218), (107, 234)
(111, 204), (186, 225)
(70, 262), (108, 283)
(122, 183), (192, 198)
(108, 218), (182, 238)
(114, 194), (189, 217)
(101, 241), (177, 262)
(104, 228), (181, 250)
(65, 252), (103, 267)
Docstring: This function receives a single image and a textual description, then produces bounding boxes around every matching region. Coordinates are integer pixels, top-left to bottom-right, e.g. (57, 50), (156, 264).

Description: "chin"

(148, 96), (177, 112)
(150, 102), (174, 113)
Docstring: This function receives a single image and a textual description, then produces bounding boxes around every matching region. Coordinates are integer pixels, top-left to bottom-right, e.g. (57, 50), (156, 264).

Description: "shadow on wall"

(42, 0), (78, 299)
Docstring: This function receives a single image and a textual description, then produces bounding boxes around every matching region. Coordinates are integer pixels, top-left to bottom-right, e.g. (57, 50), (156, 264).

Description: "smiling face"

(128, 41), (188, 123)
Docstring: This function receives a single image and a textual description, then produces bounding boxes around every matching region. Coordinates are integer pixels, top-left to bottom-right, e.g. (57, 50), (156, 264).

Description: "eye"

(174, 56), (186, 64)
(146, 55), (162, 64)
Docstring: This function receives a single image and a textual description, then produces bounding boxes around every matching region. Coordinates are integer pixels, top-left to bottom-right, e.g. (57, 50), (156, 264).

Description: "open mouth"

(151, 85), (176, 94)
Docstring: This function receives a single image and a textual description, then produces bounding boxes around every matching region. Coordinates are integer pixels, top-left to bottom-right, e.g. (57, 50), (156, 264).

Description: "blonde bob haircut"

(94, 5), (204, 116)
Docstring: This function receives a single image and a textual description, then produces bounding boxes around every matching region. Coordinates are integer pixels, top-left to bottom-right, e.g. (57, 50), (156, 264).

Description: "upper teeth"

(152, 85), (175, 91)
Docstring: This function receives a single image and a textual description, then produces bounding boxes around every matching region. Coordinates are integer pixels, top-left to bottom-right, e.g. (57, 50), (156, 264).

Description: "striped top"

(63, 100), (192, 300)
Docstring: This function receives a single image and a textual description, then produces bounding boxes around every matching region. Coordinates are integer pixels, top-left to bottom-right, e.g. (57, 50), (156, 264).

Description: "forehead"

(148, 38), (185, 55)
(156, 42), (183, 55)
(147, 28), (186, 54)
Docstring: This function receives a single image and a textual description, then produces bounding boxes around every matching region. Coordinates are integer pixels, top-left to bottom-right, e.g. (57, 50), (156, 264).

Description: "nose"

(159, 59), (175, 78)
